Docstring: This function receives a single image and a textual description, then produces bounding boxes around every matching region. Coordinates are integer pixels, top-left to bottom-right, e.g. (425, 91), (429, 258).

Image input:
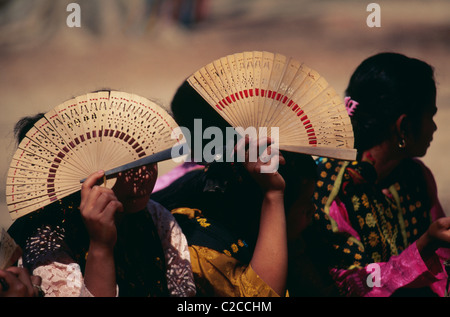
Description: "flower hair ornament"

(344, 96), (359, 117)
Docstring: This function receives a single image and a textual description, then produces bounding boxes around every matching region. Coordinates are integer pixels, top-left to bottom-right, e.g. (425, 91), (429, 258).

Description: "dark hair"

(13, 113), (45, 144)
(171, 79), (318, 179)
(345, 52), (436, 153)
(169, 79), (318, 206)
(171, 80), (232, 161)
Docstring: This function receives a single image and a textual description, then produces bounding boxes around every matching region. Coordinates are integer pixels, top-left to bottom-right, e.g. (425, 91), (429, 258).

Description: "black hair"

(171, 81), (230, 132)
(345, 52), (436, 153)
(13, 113), (46, 144)
(171, 80), (233, 162)
(171, 79), (318, 182)
(167, 81), (317, 212)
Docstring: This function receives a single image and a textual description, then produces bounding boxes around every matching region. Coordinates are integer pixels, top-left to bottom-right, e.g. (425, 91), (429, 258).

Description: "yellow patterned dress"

(171, 207), (279, 297)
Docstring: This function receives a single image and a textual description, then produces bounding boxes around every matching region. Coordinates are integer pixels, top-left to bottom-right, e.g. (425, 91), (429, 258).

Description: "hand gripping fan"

(187, 51), (357, 160)
(6, 91), (185, 220)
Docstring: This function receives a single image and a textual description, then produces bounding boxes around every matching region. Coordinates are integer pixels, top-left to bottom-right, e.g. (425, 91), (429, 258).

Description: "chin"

(413, 149), (428, 158)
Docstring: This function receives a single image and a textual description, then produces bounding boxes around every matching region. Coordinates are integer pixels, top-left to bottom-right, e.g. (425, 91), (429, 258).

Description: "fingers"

(30, 275), (42, 288)
(233, 136), (280, 165)
(0, 271), (11, 292)
(434, 217), (450, 244)
(420, 217), (450, 255)
(80, 170), (105, 210)
(0, 267), (37, 297)
(81, 186), (123, 222)
(259, 146), (285, 174)
(6, 267), (33, 295)
(30, 275), (44, 297)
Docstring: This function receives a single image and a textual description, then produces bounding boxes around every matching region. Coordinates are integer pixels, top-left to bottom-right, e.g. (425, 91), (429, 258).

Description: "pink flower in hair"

(344, 96), (359, 117)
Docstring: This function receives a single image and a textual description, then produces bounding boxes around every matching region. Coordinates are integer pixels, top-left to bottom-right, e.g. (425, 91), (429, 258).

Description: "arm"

(80, 171), (123, 297)
(238, 137), (287, 296)
(326, 200), (449, 296)
(251, 190), (287, 296)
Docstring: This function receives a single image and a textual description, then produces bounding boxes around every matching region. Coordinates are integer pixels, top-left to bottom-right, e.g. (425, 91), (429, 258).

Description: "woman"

(151, 81), (318, 297)
(8, 112), (196, 297)
(298, 52), (450, 296)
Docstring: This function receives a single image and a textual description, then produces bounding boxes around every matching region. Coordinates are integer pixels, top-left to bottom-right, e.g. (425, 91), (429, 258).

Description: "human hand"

(417, 217), (450, 258)
(80, 171), (123, 250)
(234, 137), (286, 193)
(0, 267), (43, 297)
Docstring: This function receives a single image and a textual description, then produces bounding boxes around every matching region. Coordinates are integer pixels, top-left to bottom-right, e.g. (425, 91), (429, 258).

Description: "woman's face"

(112, 163), (158, 212)
(406, 102), (437, 157)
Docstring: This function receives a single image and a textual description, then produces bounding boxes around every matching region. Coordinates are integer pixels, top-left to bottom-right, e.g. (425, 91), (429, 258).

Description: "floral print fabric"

(306, 157), (450, 296)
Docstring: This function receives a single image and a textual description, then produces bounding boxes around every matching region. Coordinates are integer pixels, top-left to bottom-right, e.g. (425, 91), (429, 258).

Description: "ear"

(394, 114), (409, 140)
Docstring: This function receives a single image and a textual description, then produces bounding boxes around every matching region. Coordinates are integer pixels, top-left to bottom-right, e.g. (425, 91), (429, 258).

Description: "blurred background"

(1, 0), (450, 229)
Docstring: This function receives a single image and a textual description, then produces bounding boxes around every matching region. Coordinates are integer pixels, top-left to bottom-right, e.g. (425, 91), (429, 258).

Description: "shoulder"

(146, 199), (184, 243)
(396, 158), (436, 187)
(316, 157), (346, 173)
(147, 199), (178, 227)
(405, 158), (439, 194)
(315, 158), (351, 194)
(146, 200), (196, 296)
(409, 158), (434, 177)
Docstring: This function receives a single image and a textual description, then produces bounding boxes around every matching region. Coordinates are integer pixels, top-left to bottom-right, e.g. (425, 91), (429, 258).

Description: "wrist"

(88, 242), (115, 258)
(263, 190), (285, 201)
(416, 232), (437, 261)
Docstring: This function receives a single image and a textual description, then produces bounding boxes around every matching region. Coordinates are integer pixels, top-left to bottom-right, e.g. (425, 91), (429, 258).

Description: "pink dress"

(310, 158), (450, 296)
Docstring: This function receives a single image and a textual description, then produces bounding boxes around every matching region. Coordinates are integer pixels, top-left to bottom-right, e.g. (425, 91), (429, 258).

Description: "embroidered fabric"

(147, 200), (196, 297)
(33, 262), (84, 297)
(311, 157), (450, 296)
(22, 200), (195, 297)
(188, 245), (279, 297)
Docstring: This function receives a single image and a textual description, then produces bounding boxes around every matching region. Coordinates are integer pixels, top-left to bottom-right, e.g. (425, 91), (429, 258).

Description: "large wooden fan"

(6, 91), (184, 220)
(187, 51), (357, 160)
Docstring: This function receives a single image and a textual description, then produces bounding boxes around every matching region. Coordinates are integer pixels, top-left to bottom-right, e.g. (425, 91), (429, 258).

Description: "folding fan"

(187, 51), (357, 160)
(6, 91), (184, 220)
(0, 227), (22, 269)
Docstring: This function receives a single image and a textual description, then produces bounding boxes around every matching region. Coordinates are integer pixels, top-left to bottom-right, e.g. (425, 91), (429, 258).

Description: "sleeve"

(32, 261), (84, 297)
(16, 219), (119, 297)
(188, 245), (280, 297)
(32, 261), (119, 297)
(147, 200), (196, 297)
(325, 200), (448, 297)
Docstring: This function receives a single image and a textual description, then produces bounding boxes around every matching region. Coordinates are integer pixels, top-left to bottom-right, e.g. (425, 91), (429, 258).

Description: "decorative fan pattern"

(187, 51), (357, 160)
(6, 91), (182, 220)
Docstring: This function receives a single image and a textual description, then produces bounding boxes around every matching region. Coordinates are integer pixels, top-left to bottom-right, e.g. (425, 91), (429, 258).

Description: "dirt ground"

(1, 0), (450, 229)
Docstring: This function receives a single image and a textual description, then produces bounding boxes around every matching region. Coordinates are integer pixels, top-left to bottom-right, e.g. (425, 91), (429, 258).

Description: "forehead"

(416, 96), (437, 114)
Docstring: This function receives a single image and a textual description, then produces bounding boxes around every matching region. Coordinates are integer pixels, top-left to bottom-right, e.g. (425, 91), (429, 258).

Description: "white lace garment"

(23, 200), (196, 297)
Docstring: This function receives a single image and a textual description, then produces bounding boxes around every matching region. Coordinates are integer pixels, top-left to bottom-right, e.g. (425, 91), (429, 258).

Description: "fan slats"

(187, 51), (357, 160)
(6, 91), (182, 220)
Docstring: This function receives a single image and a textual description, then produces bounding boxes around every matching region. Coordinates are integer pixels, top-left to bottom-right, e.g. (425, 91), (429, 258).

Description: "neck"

(361, 141), (405, 183)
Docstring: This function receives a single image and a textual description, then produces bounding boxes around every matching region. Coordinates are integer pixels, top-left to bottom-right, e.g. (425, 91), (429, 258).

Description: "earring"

(398, 138), (406, 149)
